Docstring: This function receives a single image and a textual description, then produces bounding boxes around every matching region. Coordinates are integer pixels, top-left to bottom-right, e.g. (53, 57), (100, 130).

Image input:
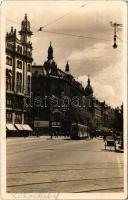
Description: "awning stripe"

(6, 124), (17, 131)
(15, 124), (23, 131)
(21, 124), (32, 131)
(51, 126), (61, 128)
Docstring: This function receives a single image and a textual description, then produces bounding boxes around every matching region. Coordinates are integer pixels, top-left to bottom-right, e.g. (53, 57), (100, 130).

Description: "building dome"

(48, 41), (53, 60)
(19, 14), (32, 36)
(85, 77), (93, 96)
(43, 42), (58, 75)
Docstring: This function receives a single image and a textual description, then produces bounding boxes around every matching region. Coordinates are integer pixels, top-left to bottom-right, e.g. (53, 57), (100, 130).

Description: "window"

(27, 76), (31, 94)
(9, 57), (13, 66)
(17, 60), (19, 68)
(16, 72), (22, 93)
(6, 56), (9, 65)
(20, 47), (22, 54)
(6, 69), (9, 90)
(27, 64), (31, 72)
(17, 60), (22, 69)
(6, 111), (12, 123)
(15, 112), (22, 123)
(27, 50), (32, 57)
(19, 61), (22, 69)
(6, 69), (12, 91)
(19, 73), (22, 93)
(17, 45), (22, 54)
(6, 96), (12, 107)
(16, 72), (19, 92)
(17, 45), (19, 52)
(6, 56), (13, 66)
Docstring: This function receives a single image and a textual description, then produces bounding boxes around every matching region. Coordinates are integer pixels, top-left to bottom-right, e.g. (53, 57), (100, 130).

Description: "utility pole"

(110, 22), (122, 49)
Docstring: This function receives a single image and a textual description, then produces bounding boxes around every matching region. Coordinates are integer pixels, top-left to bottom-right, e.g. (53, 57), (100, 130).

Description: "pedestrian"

(36, 127), (39, 137)
(113, 133), (116, 141)
(50, 130), (53, 139)
(51, 132), (53, 139)
(103, 132), (106, 142)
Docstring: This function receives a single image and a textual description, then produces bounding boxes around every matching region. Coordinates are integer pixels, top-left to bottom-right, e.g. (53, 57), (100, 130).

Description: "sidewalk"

(6, 135), (69, 143)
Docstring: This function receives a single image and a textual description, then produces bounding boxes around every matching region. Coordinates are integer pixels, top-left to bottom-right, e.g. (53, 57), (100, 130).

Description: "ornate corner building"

(6, 14), (33, 134)
(31, 42), (119, 135)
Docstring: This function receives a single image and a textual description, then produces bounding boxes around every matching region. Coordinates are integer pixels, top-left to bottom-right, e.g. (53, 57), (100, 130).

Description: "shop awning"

(100, 127), (112, 132)
(15, 124), (23, 131)
(21, 124), (33, 131)
(34, 121), (49, 127)
(51, 126), (61, 128)
(6, 124), (17, 131)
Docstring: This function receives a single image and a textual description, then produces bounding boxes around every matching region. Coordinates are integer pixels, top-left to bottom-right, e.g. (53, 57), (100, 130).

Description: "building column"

(22, 113), (24, 124)
(12, 112), (15, 125)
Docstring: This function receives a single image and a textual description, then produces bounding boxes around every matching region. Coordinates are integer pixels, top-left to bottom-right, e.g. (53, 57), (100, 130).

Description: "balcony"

(23, 50), (32, 58)
(6, 43), (14, 51)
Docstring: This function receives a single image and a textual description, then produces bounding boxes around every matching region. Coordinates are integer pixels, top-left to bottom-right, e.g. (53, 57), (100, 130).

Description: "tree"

(113, 106), (123, 132)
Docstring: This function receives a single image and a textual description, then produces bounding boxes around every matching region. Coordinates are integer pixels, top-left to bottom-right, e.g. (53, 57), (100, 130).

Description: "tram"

(70, 123), (88, 139)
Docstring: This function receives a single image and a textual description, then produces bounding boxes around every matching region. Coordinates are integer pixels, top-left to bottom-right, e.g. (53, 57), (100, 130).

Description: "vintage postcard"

(0, 0), (127, 199)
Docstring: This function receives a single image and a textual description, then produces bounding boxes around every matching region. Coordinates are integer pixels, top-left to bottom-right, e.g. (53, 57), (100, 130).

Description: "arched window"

(19, 73), (22, 92)
(6, 56), (9, 65)
(27, 75), (30, 94)
(16, 72), (19, 92)
(8, 70), (12, 91)
(6, 69), (12, 91)
(6, 111), (12, 123)
(9, 57), (12, 66)
(17, 61), (22, 69)
(6, 69), (9, 90)
(17, 60), (19, 68)
(20, 47), (22, 54)
(17, 45), (19, 52)
(20, 61), (22, 69)
(27, 64), (30, 72)
(6, 96), (12, 107)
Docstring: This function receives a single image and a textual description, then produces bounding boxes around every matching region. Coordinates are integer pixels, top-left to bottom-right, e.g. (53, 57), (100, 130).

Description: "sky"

(5, 1), (124, 108)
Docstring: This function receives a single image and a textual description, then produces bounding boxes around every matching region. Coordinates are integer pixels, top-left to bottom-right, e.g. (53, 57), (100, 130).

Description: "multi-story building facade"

(6, 14), (33, 134)
(31, 42), (116, 135)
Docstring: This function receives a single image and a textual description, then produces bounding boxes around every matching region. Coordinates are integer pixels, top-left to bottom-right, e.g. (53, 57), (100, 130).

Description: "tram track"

(7, 140), (73, 155)
(7, 138), (124, 193)
(7, 177), (123, 188)
(8, 162), (123, 168)
(73, 187), (124, 193)
(8, 166), (123, 175)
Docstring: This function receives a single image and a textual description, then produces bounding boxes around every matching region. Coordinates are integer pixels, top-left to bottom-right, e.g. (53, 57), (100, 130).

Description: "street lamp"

(110, 21), (122, 49)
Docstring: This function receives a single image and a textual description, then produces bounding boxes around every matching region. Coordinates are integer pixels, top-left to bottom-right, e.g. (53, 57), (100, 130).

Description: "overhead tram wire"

(7, 3), (86, 34)
(38, 4), (86, 31)
(6, 2), (111, 44)
(6, 19), (111, 44)
(33, 29), (112, 53)
(38, 29), (110, 42)
(6, 19), (120, 54)
(33, 30), (111, 54)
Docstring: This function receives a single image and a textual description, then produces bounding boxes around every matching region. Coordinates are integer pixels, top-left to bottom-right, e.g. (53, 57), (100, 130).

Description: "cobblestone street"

(7, 137), (124, 193)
